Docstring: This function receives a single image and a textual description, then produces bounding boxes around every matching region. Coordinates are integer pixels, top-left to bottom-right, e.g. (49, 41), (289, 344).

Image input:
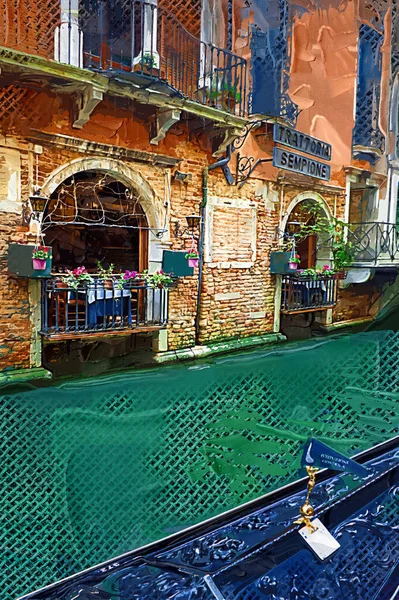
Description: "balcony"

(348, 222), (399, 267)
(41, 276), (169, 340)
(0, 0), (247, 118)
(281, 274), (339, 314)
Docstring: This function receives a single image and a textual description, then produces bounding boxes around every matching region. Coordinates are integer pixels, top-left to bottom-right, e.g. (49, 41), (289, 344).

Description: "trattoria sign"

(273, 147), (331, 182)
(273, 124), (332, 161)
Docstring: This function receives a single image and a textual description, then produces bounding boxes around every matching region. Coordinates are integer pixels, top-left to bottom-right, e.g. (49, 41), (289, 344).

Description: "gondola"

(18, 436), (399, 600)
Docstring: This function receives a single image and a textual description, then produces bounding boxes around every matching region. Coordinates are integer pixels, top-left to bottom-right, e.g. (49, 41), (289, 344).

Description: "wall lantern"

(287, 220), (302, 235)
(185, 214), (201, 230)
(275, 220), (302, 242)
(29, 189), (49, 216)
(174, 213), (201, 239)
(22, 189), (50, 227)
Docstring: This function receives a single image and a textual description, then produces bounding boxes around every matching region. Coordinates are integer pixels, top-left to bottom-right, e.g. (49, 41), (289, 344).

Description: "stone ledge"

(318, 317), (373, 333)
(0, 367), (52, 388)
(154, 333), (286, 363)
(0, 46), (248, 127)
(28, 131), (181, 167)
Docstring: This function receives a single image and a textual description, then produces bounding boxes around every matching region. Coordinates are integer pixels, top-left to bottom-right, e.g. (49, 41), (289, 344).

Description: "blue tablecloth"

(291, 281), (328, 304)
(70, 288), (132, 327)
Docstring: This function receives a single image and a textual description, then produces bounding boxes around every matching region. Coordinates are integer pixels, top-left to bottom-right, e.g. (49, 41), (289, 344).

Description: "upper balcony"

(0, 0), (247, 121)
(348, 222), (399, 268)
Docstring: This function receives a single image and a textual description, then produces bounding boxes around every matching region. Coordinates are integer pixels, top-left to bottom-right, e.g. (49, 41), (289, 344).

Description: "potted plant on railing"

(185, 250), (200, 268)
(63, 266), (93, 289)
(32, 246), (50, 271)
(296, 267), (319, 280)
(117, 270), (142, 290)
(97, 261), (115, 289)
(220, 83), (241, 112)
(205, 80), (241, 112)
(331, 239), (354, 279)
(142, 269), (174, 289)
(133, 52), (158, 75)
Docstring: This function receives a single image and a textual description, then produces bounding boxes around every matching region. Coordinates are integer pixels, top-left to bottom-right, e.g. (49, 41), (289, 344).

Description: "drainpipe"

(195, 146), (233, 344)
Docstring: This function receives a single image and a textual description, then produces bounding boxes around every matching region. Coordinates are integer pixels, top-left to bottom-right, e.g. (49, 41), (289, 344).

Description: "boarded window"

(206, 197), (257, 265)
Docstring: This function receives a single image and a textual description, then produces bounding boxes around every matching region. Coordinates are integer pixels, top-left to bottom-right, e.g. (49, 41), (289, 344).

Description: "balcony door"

(285, 198), (332, 269)
(296, 235), (317, 269)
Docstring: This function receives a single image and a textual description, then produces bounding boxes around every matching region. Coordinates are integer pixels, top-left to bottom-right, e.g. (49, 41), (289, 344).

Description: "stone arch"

(41, 156), (167, 270)
(281, 191), (333, 266)
(281, 191), (333, 231)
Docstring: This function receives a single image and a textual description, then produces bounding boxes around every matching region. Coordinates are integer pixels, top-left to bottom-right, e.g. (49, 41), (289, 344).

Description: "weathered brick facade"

(0, 82), (389, 372)
(0, 0), (395, 376)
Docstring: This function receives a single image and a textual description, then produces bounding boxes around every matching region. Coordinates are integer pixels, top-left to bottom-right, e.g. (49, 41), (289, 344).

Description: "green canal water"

(3, 329), (399, 598)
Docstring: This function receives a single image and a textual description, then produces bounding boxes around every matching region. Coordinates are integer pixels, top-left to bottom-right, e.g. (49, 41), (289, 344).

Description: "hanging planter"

(185, 250), (200, 269)
(288, 254), (301, 271)
(32, 246), (50, 271)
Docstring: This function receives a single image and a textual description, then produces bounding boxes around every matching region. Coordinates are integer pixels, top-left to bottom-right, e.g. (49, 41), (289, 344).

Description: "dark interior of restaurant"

(43, 170), (148, 273)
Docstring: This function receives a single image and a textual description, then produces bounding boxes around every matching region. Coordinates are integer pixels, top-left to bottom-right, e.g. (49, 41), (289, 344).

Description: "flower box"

(270, 252), (295, 275)
(8, 243), (52, 278)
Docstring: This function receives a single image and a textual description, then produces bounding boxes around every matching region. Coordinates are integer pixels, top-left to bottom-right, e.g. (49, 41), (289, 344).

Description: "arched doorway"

(279, 193), (336, 341)
(282, 194), (333, 269)
(42, 170), (149, 274)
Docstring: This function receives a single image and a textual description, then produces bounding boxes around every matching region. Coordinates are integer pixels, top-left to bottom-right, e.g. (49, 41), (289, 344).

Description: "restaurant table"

(70, 286), (133, 327)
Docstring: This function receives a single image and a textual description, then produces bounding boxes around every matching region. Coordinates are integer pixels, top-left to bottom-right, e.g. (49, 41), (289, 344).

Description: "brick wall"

(0, 85), (388, 372)
(0, 214), (31, 371)
(334, 283), (380, 323)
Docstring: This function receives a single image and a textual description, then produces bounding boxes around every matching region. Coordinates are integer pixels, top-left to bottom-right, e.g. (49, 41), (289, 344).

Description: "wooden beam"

(42, 326), (165, 342)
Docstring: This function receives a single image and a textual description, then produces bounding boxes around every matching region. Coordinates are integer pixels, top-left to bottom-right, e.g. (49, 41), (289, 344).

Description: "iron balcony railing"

(281, 274), (338, 314)
(41, 276), (169, 338)
(1, 1), (247, 117)
(348, 222), (399, 266)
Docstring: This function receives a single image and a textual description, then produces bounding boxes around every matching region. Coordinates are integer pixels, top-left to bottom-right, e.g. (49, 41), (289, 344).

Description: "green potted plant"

(63, 266), (93, 289)
(32, 246), (50, 270)
(97, 261), (115, 289)
(221, 83), (241, 112)
(206, 81), (241, 112)
(185, 251), (199, 268)
(142, 269), (173, 289)
(331, 239), (354, 278)
(296, 267), (319, 279)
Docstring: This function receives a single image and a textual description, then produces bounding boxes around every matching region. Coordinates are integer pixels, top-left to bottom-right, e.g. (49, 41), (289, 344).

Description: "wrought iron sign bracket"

(236, 154), (273, 188)
(232, 119), (268, 151)
(233, 118), (274, 188)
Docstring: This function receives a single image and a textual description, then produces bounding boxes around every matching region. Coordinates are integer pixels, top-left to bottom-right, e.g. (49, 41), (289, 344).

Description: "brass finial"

(294, 466), (319, 532)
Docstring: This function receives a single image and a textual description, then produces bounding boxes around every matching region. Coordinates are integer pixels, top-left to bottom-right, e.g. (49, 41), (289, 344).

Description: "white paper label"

(299, 518), (340, 561)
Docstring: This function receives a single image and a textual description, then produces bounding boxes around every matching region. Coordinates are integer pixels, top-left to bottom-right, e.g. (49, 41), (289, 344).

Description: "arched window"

(42, 170), (149, 274)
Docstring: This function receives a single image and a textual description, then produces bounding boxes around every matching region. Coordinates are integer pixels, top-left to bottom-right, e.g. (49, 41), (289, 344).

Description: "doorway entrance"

(42, 170), (149, 274)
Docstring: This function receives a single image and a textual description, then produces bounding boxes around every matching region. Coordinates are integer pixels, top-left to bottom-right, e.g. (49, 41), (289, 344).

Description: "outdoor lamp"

(287, 220), (302, 235)
(174, 214), (201, 239)
(185, 214), (201, 231)
(29, 189), (49, 215)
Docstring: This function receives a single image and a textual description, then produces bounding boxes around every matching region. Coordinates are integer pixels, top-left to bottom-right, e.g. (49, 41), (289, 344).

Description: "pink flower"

(123, 270), (138, 280)
(72, 266), (87, 277)
(323, 265), (330, 271)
